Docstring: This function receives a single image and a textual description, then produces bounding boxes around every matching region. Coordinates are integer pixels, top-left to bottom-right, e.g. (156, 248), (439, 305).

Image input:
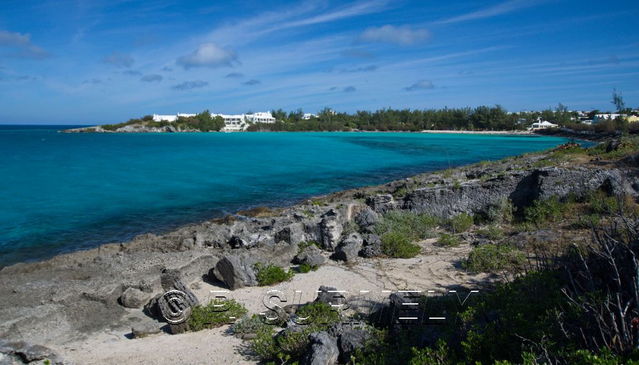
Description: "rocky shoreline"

(1, 139), (636, 364)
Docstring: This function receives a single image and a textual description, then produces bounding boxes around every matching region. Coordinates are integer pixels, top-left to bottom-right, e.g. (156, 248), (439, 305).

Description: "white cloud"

(434, 0), (544, 25)
(0, 30), (49, 59)
(358, 25), (430, 46)
(404, 80), (434, 91)
(177, 43), (238, 69)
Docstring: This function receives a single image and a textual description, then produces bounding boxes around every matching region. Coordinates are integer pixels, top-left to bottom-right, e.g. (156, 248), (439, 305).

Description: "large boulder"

(333, 233), (363, 262)
(119, 287), (152, 308)
(319, 210), (343, 251)
(0, 340), (64, 364)
(337, 328), (373, 363)
(366, 194), (396, 213)
(275, 223), (306, 245)
(315, 285), (347, 307)
(359, 234), (382, 258)
(354, 207), (379, 232)
(303, 332), (339, 365)
(214, 254), (258, 290)
(294, 245), (326, 267)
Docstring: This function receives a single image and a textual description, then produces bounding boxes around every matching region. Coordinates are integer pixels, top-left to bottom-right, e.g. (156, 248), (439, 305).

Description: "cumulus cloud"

(225, 72), (244, 78)
(329, 86), (338, 91)
(341, 65), (378, 73)
(243, 79), (260, 86)
(103, 52), (134, 68)
(177, 43), (238, 69)
(82, 78), (102, 85)
(404, 80), (434, 91)
(161, 66), (173, 72)
(358, 25), (430, 46)
(0, 30), (49, 59)
(343, 86), (356, 92)
(172, 80), (208, 90)
(141, 74), (163, 82)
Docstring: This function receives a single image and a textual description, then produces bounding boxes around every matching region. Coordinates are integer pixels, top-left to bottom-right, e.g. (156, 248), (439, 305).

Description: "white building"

(528, 119), (558, 130)
(152, 113), (196, 122)
(302, 113), (317, 120)
(151, 111), (275, 132)
(593, 113), (626, 123)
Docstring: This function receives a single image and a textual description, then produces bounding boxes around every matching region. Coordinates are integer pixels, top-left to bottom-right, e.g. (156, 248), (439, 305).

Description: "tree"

(612, 89), (627, 113)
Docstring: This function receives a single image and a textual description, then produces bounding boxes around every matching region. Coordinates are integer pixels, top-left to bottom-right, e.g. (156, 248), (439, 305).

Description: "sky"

(0, 0), (638, 124)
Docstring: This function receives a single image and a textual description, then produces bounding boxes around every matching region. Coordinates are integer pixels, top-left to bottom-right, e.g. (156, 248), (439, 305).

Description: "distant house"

(627, 115), (639, 123)
(593, 113), (626, 123)
(302, 113), (317, 120)
(152, 113), (195, 122)
(211, 111), (276, 132)
(528, 119), (558, 130)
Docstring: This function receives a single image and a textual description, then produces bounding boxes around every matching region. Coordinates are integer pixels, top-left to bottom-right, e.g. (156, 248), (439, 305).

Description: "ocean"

(0, 126), (573, 266)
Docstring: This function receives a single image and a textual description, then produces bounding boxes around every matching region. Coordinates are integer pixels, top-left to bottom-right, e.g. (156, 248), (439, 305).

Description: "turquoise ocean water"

(0, 126), (573, 266)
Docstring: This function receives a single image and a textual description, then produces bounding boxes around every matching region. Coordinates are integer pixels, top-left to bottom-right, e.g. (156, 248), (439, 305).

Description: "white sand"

(56, 240), (493, 365)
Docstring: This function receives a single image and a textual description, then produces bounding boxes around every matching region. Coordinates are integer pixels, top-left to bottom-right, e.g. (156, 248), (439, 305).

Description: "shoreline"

(1, 137), (629, 364)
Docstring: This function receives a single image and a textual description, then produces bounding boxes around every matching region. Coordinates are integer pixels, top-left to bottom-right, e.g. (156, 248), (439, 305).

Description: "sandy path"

(56, 241), (492, 365)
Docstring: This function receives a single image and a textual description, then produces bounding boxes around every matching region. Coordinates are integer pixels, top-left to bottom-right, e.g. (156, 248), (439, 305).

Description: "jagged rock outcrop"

(359, 233), (382, 258)
(333, 233), (363, 262)
(294, 246), (326, 267)
(214, 254), (259, 290)
(354, 207), (379, 233)
(366, 194), (396, 213)
(404, 167), (636, 218)
(319, 210), (343, 251)
(303, 332), (339, 365)
(0, 340), (64, 364)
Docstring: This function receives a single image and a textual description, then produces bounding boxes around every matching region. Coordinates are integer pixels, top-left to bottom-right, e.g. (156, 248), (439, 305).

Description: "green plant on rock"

(188, 299), (248, 331)
(254, 263), (294, 286)
(296, 263), (318, 273)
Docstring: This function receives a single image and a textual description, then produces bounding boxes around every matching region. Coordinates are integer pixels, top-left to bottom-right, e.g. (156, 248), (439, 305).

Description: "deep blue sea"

(0, 126), (573, 266)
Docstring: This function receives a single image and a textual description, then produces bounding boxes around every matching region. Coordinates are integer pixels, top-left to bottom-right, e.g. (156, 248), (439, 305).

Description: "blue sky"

(0, 0), (638, 124)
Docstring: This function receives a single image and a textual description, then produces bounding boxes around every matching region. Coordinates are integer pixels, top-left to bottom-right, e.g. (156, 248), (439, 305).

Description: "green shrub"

(381, 232), (421, 258)
(296, 263), (318, 273)
(523, 196), (565, 227)
(188, 299), (248, 331)
(229, 314), (272, 337)
(254, 263), (294, 286)
(296, 301), (341, 326)
(463, 244), (526, 273)
(475, 225), (505, 241)
(435, 233), (462, 247)
(446, 213), (473, 233)
(374, 211), (439, 241)
(479, 198), (514, 224)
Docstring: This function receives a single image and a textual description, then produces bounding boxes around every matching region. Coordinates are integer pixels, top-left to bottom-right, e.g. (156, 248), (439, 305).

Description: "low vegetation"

(101, 110), (225, 132)
(435, 233), (461, 247)
(254, 263), (294, 286)
(464, 243), (526, 273)
(380, 231), (421, 258)
(187, 299), (248, 332)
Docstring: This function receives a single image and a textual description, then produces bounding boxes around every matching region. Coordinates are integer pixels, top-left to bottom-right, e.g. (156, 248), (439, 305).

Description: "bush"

(463, 244), (526, 273)
(523, 196), (565, 227)
(446, 213), (473, 233)
(296, 263), (318, 273)
(254, 263), (294, 286)
(475, 225), (505, 241)
(229, 314), (272, 338)
(188, 299), (248, 331)
(381, 232), (421, 258)
(435, 233), (461, 247)
(296, 301), (341, 326)
(374, 211), (439, 241)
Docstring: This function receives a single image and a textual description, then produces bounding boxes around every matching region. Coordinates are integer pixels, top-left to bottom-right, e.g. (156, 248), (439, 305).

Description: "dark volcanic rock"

(119, 287), (151, 308)
(319, 210), (343, 251)
(366, 194), (396, 213)
(354, 207), (379, 232)
(0, 340), (64, 364)
(275, 223), (306, 245)
(294, 246), (326, 267)
(360, 234), (382, 258)
(214, 254), (258, 290)
(333, 233), (363, 262)
(337, 328), (373, 363)
(315, 286), (347, 307)
(303, 332), (339, 365)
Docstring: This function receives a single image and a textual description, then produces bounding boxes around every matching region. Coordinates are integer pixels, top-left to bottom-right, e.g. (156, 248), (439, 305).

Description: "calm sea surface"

(0, 126), (574, 266)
